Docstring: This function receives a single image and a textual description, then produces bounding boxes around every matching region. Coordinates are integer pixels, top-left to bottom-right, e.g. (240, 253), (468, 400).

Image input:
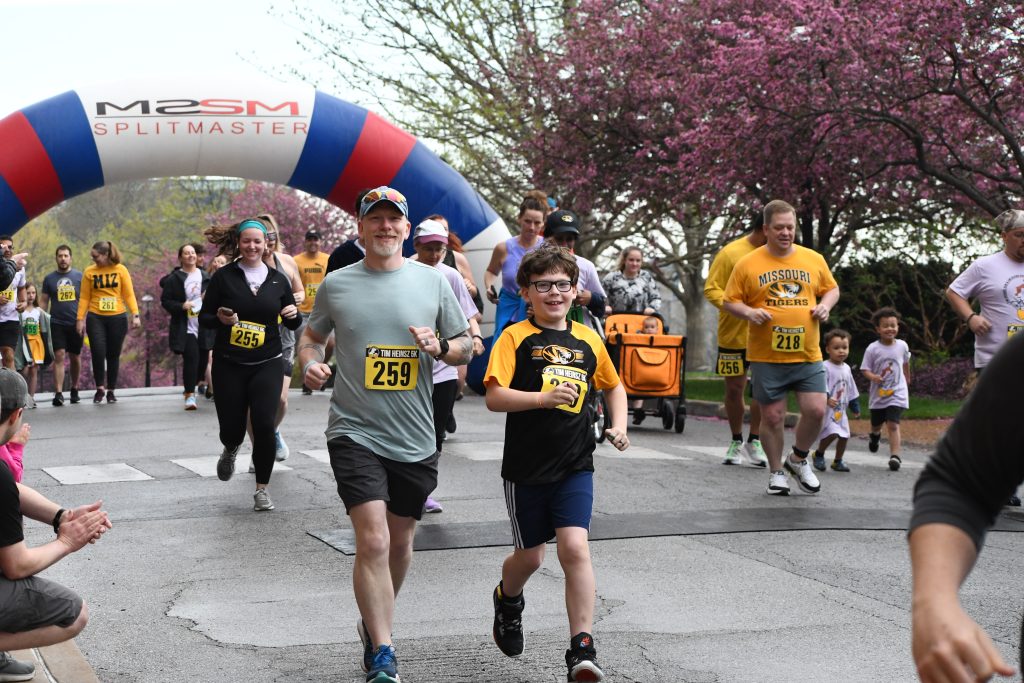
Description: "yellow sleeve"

(119, 265), (139, 315)
(703, 250), (733, 309)
(723, 258), (748, 304)
(77, 267), (93, 320)
(484, 328), (518, 388)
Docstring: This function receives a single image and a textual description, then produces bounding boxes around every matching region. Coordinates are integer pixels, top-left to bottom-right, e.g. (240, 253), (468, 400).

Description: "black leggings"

(182, 335), (209, 394)
(86, 313), (127, 389)
(212, 357), (280, 485)
(431, 379), (459, 453)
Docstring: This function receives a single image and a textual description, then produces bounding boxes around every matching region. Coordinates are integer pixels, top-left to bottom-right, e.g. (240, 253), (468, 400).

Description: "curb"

(13, 641), (99, 683)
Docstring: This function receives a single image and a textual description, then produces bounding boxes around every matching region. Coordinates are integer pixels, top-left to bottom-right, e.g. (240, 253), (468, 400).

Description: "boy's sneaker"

(766, 470), (790, 496)
(492, 583), (525, 657)
(812, 453), (826, 471)
(722, 440), (744, 465)
(70, 388), (80, 404)
(52, 391), (64, 407)
(565, 632), (604, 682)
(831, 459), (851, 472)
(0, 651), (34, 681)
(253, 488), (274, 511)
(888, 455), (901, 472)
(274, 431), (289, 461)
(743, 440), (768, 467)
(365, 644), (400, 683)
(423, 496), (443, 513)
(356, 618), (374, 673)
(784, 455), (821, 493)
(217, 445), (239, 481)
(868, 432), (880, 453)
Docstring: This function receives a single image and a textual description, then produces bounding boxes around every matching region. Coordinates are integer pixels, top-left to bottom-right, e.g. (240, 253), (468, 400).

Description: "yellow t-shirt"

(704, 235), (760, 349)
(77, 263), (139, 319)
(292, 251), (329, 314)
(723, 245), (837, 363)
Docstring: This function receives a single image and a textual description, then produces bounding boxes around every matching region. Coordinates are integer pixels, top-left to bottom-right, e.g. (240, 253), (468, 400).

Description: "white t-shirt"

(184, 269), (203, 337)
(0, 270), (25, 324)
(949, 251), (1024, 367)
(817, 360), (859, 440)
(861, 339), (911, 410)
(239, 262), (269, 295)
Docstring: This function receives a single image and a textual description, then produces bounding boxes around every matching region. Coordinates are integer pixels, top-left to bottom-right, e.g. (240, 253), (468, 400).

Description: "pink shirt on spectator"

(0, 442), (24, 482)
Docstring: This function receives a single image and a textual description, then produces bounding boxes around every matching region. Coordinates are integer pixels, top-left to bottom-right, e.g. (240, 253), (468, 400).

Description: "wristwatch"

(433, 337), (449, 360)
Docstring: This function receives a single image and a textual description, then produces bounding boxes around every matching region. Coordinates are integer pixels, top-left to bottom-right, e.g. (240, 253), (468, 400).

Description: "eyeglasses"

(362, 188), (407, 205)
(529, 280), (574, 293)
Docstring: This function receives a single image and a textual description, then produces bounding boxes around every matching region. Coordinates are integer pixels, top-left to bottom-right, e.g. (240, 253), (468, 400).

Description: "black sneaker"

(566, 632), (604, 682)
(301, 384), (313, 396)
(632, 410), (645, 425)
(888, 455), (901, 471)
(492, 583), (525, 657)
(93, 389), (104, 404)
(106, 390), (117, 403)
(356, 618), (373, 673)
(446, 412), (457, 434)
(70, 388), (80, 404)
(868, 432), (880, 453)
(217, 445), (239, 481)
(52, 392), (64, 407)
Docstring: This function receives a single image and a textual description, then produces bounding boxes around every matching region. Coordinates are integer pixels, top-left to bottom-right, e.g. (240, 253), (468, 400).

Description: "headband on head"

(237, 219), (268, 235)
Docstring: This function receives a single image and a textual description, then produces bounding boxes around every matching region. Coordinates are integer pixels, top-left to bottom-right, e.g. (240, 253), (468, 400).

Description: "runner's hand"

(968, 314), (992, 336)
(487, 286), (499, 304)
(76, 319), (86, 337)
(747, 308), (772, 325)
(304, 362), (332, 390)
(280, 304), (298, 319)
(604, 428), (629, 451)
(811, 304), (831, 322)
(912, 595), (1014, 682)
(408, 325), (441, 357)
(217, 307), (238, 325)
(540, 382), (578, 409)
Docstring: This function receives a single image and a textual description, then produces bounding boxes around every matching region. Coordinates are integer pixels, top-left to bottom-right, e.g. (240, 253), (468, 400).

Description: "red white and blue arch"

(0, 76), (509, 279)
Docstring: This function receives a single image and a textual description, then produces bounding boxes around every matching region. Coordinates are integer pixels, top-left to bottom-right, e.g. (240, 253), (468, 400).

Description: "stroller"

(603, 312), (687, 434)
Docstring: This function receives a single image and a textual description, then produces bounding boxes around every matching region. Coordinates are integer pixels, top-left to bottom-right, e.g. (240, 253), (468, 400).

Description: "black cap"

(305, 230), (322, 240)
(545, 209), (580, 236)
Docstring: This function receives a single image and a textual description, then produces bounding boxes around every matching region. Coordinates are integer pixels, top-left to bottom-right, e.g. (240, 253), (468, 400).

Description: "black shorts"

(51, 322), (84, 354)
(0, 575), (83, 632)
(870, 406), (905, 428)
(327, 435), (439, 520)
(716, 347), (751, 377)
(0, 321), (18, 349)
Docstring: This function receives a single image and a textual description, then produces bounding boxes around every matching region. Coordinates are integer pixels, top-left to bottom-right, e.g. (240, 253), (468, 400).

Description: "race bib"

(771, 325), (805, 353)
(57, 285), (76, 302)
(98, 296), (118, 312)
(364, 345), (419, 391)
(716, 352), (744, 377)
(23, 319), (39, 336)
(0, 288), (13, 303)
(540, 365), (589, 414)
(1009, 324), (1024, 339)
(229, 321), (266, 349)
(305, 283), (319, 300)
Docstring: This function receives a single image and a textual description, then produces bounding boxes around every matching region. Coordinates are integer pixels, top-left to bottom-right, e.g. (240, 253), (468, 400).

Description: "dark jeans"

(85, 313), (128, 389)
(431, 379), (459, 453)
(182, 334), (209, 394)
(212, 357), (281, 485)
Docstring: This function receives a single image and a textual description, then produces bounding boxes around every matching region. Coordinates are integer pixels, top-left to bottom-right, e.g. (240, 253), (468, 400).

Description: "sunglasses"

(362, 188), (407, 205)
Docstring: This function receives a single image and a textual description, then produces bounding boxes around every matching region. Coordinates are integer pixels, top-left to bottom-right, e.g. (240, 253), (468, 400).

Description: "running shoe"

(275, 431), (289, 461)
(52, 392), (64, 407)
(217, 444), (239, 481)
(446, 412), (457, 434)
(70, 388), (80, 404)
(204, 387), (214, 400)
(743, 440), (768, 467)
(26, 397), (35, 410)
(784, 454), (821, 493)
(1007, 494), (1022, 507)
(766, 470), (790, 496)
(868, 432), (880, 453)
(301, 384), (313, 396)
(812, 453), (826, 472)
(888, 455), (901, 472)
(253, 488), (274, 511)
(248, 460), (256, 474)
(423, 496), (443, 513)
(722, 440), (744, 465)
(831, 459), (851, 472)
(565, 632), (604, 682)
(93, 389), (104, 404)
(0, 651), (34, 682)
(106, 390), (117, 403)
(356, 618), (374, 673)
(184, 395), (197, 411)
(492, 583), (525, 657)
(365, 644), (399, 683)
(632, 410), (645, 425)
(197, 383), (207, 397)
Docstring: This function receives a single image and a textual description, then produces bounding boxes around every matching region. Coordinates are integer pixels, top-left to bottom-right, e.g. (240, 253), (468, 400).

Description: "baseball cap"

(0, 368), (28, 413)
(413, 219), (448, 244)
(359, 186), (409, 218)
(305, 229), (321, 240)
(994, 209), (1024, 232)
(545, 209), (580, 236)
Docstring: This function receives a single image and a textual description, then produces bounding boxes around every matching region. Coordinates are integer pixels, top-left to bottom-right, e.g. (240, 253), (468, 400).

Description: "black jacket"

(326, 240), (365, 274)
(199, 262), (301, 364)
(160, 267), (214, 353)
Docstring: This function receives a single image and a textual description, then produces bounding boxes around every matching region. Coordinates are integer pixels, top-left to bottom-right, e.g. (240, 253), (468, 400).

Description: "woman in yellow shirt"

(75, 241), (141, 403)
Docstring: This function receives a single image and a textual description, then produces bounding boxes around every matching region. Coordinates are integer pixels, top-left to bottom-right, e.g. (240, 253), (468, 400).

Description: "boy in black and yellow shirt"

(484, 244), (628, 682)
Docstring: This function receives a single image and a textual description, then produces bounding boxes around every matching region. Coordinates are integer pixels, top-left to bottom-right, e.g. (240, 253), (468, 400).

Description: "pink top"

(0, 442), (24, 482)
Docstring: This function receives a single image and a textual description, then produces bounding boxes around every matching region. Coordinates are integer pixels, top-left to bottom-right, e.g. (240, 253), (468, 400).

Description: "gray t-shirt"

(308, 259), (469, 462)
(861, 339), (911, 410)
(948, 251), (1024, 368)
(42, 269), (83, 326)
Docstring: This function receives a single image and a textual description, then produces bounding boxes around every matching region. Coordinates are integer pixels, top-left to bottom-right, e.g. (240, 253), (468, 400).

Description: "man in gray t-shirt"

(298, 186), (472, 682)
(39, 246), (85, 406)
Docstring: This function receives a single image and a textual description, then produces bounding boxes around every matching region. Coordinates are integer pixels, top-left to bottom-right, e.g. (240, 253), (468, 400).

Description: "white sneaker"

(722, 440), (744, 465)
(253, 488), (274, 511)
(784, 455), (821, 493)
(766, 470), (790, 495)
(743, 440), (768, 467)
(275, 431), (289, 462)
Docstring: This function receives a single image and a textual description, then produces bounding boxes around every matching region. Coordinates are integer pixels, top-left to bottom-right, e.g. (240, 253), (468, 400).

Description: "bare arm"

(453, 251), (479, 297)
(723, 300), (771, 325)
(484, 242), (506, 301)
(811, 286), (840, 322)
(909, 523), (1014, 682)
(484, 380), (579, 413)
(298, 325), (331, 388)
(946, 287), (990, 336)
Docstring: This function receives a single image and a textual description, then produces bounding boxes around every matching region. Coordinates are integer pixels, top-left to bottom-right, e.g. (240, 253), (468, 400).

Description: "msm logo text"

(95, 99), (302, 117)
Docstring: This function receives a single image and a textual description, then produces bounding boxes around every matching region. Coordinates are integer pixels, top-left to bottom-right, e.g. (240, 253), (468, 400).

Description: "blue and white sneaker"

(366, 644), (400, 683)
(356, 618), (373, 673)
(275, 431), (289, 461)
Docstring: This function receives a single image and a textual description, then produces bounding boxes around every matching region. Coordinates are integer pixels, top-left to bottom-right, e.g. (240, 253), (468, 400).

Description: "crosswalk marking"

(171, 457), (293, 478)
(43, 463), (153, 485)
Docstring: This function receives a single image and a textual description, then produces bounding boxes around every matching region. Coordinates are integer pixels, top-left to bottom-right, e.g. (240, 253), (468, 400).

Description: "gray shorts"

(327, 435), (439, 521)
(0, 575), (82, 632)
(750, 361), (826, 404)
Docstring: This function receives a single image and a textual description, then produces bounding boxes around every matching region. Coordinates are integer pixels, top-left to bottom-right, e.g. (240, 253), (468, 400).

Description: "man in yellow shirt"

(293, 230), (330, 395)
(704, 217), (767, 467)
(724, 200), (840, 497)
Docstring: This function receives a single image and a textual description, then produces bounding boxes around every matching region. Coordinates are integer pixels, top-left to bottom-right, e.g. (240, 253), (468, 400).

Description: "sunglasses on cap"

(362, 188), (407, 205)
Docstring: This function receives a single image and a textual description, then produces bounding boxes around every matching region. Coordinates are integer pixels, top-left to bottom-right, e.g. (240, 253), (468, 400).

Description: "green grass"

(685, 377), (962, 419)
